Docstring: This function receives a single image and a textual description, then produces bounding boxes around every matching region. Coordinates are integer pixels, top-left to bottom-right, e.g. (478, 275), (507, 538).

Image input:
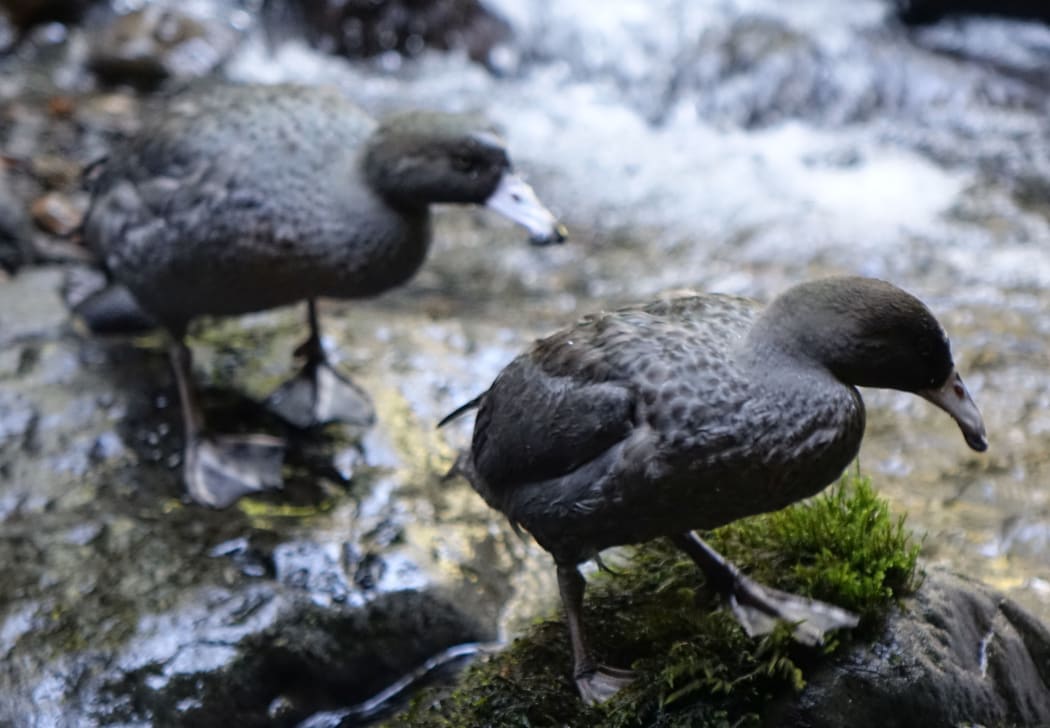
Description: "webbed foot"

(671, 531), (858, 646)
(728, 573), (859, 646)
(183, 434), (285, 508)
(267, 359), (375, 430)
(576, 665), (636, 705)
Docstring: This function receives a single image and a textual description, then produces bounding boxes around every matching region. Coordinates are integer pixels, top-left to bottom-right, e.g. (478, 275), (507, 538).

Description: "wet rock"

(896, 0), (1050, 25)
(0, 0), (95, 31)
(0, 9), (12, 50)
(88, 5), (244, 87)
(29, 190), (81, 236)
(391, 562), (1050, 727)
(0, 170), (32, 272)
(684, 16), (831, 129)
(0, 267), (554, 727)
(29, 152), (80, 188)
(765, 569), (1050, 727)
(0, 392), (37, 451)
(276, 0), (512, 68)
(81, 585), (485, 726)
(0, 268), (70, 341)
(76, 92), (141, 134)
(669, 11), (1050, 131)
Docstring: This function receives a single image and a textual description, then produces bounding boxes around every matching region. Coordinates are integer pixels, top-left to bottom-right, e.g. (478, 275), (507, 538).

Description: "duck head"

(364, 111), (567, 245)
(752, 276), (988, 452)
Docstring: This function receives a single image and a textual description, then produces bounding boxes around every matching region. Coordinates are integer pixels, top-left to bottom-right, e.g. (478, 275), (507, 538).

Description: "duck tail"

(436, 392), (486, 429)
(439, 392), (487, 483)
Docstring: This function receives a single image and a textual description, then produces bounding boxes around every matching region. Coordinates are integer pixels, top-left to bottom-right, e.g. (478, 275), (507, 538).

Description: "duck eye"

(452, 154), (480, 175)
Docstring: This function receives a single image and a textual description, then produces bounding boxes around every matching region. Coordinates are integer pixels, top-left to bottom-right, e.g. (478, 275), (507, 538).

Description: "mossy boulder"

(767, 568), (1050, 727)
(387, 476), (1050, 727)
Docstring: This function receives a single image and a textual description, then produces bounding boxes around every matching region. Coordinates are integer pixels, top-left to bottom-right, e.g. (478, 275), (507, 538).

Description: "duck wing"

(468, 352), (636, 494)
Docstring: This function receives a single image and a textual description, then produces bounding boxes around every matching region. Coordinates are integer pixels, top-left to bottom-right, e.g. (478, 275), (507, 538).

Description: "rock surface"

(0, 170), (32, 272)
(895, 0), (1050, 25)
(766, 568), (1050, 727)
(275, 0), (512, 68)
(0, 0), (95, 30)
(0, 268), (554, 726)
(88, 5), (245, 86)
(384, 559), (1050, 728)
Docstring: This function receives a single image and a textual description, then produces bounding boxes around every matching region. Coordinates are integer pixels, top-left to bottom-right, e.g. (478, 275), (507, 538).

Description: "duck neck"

(735, 320), (867, 501)
(742, 296), (833, 376)
(362, 141), (429, 212)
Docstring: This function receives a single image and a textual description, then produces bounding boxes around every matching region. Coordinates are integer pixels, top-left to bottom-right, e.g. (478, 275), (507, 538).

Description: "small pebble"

(30, 192), (82, 236)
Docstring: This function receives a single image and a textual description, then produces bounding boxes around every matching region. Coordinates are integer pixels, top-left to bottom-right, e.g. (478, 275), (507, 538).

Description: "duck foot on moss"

(183, 434), (285, 509)
(266, 300), (376, 430)
(576, 665), (636, 705)
(671, 532), (859, 646)
(726, 572), (859, 646)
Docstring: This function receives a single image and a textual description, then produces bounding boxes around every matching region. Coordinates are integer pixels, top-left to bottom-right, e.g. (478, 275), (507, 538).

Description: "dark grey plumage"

(446, 276), (988, 703)
(83, 83), (563, 333)
(79, 81), (565, 508)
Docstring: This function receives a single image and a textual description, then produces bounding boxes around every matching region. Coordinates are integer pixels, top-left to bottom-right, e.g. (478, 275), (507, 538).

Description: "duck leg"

(557, 563), (635, 705)
(266, 299), (375, 429)
(670, 532), (858, 646)
(170, 338), (285, 508)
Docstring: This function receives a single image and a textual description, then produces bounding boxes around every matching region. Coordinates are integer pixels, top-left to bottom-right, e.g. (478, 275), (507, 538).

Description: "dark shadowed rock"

(86, 587), (483, 726)
(0, 0), (95, 30)
(271, 0), (512, 68)
(765, 568), (1050, 727)
(88, 5), (244, 87)
(896, 0), (1050, 25)
(0, 170), (32, 272)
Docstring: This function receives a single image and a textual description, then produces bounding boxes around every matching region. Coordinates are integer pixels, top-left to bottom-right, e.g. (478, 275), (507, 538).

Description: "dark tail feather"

(439, 392), (486, 485)
(437, 392), (486, 429)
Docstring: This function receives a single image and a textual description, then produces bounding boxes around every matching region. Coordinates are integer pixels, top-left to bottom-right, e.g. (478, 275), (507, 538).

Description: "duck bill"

(919, 369), (988, 452)
(485, 171), (567, 246)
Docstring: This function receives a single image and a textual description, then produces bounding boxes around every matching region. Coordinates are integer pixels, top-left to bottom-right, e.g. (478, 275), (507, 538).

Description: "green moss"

(707, 470), (921, 622)
(387, 472), (920, 728)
